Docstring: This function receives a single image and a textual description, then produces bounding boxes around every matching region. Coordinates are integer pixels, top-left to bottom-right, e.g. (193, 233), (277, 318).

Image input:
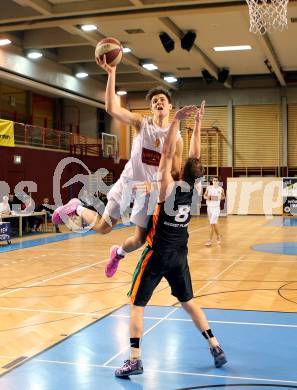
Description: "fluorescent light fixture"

(75, 72), (88, 78)
(123, 47), (131, 53)
(27, 51), (43, 59)
(142, 63), (158, 71)
(117, 90), (127, 96)
(81, 24), (97, 32)
(213, 45), (252, 52)
(164, 76), (177, 83)
(0, 39), (12, 46)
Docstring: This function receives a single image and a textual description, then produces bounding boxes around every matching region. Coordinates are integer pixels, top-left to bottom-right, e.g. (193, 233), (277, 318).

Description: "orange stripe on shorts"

(129, 249), (153, 304)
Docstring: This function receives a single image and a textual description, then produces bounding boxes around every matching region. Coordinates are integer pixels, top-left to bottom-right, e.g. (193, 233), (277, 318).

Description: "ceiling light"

(27, 51), (43, 59)
(142, 63), (158, 71)
(164, 76), (177, 83)
(123, 47), (132, 53)
(213, 45), (252, 52)
(75, 72), (88, 78)
(81, 24), (97, 32)
(117, 90), (127, 96)
(0, 39), (12, 46)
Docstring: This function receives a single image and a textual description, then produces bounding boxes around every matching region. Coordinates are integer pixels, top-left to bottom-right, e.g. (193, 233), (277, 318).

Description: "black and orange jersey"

(146, 183), (194, 250)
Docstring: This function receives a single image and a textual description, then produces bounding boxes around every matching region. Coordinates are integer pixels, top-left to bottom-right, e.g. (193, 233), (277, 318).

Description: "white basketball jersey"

(121, 116), (181, 183)
(206, 185), (222, 207)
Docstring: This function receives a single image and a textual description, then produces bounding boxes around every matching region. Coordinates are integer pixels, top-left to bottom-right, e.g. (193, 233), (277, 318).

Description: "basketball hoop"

(246, 0), (289, 34)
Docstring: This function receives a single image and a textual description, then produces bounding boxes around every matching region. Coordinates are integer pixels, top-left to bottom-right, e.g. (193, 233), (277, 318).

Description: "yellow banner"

(0, 119), (15, 147)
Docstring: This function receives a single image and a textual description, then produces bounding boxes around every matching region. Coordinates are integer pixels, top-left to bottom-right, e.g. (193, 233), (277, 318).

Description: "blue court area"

(0, 223), (129, 253)
(253, 217), (297, 255)
(1, 305), (297, 390)
(252, 242), (297, 255)
(267, 217), (297, 227)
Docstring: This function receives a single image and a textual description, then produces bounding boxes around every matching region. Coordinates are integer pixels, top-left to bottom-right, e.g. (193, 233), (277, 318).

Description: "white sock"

(130, 347), (141, 360)
(76, 205), (84, 216)
(117, 246), (127, 257)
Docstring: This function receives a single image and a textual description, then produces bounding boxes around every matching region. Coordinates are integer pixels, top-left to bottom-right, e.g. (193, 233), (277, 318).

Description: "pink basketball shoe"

(105, 246), (124, 278)
(52, 198), (81, 225)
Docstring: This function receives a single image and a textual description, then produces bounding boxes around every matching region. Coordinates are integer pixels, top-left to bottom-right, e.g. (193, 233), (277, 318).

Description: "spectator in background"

(35, 197), (61, 233)
(8, 194), (15, 210)
(7, 193), (19, 232)
(9, 193), (23, 213)
(0, 196), (11, 215)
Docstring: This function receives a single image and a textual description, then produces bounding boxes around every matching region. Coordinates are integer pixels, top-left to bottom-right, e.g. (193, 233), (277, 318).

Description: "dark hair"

(146, 86), (172, 104)
(182, 157), (204, 186)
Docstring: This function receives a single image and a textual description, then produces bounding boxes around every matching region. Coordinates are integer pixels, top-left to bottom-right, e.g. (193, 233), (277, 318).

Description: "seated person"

(0, 196), (11, 215)
(6, 194), (23, 234)
(8, 194), (15, 210)
(35, 197), (61, 233)
(9, 195), (23, 213)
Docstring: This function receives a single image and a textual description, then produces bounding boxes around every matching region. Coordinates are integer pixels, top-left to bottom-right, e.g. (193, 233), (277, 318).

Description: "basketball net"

(246, 0), (289, 34)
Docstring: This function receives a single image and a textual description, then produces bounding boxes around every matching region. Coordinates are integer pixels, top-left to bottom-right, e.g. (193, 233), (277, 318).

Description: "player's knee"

(181, 299), (195, 313)
(99, 225), (112, 234)
(94, 220), (112, 234)
(136, 236), (145, 247)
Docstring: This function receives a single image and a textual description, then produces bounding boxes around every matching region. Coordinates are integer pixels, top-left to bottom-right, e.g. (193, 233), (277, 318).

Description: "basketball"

(95, 37), (123, 66)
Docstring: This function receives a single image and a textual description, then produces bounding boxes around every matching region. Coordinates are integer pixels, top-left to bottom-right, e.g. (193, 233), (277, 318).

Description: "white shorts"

(207, 207), (220, 225)
(102, 179), (158, 228)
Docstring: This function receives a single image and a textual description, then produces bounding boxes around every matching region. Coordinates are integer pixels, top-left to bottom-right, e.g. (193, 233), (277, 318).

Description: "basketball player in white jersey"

(204, 177), (225, 246)
(52, 56), (183, 276)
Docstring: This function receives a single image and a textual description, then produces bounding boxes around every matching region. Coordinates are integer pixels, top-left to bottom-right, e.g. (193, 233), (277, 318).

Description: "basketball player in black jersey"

(115, 101), (227, 378)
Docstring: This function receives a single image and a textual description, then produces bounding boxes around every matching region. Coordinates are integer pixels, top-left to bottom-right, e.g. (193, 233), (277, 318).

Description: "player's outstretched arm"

(188, 100), (205, 159)
(171, 136), (183, 178)
(158, 106), (197, 200)
(96, 55), (143, 130)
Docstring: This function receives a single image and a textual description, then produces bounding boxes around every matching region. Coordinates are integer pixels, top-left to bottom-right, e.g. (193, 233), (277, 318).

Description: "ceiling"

(1, 0), (297, 93)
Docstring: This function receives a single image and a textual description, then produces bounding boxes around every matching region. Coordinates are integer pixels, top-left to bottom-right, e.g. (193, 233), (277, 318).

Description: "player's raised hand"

(196, 100), (205, 122)
(96, 54), (116, 74)
(174, 105), (197, 120)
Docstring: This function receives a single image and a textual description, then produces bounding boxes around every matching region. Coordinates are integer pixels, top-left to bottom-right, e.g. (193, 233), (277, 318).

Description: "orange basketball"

(95, 37), (123, 66)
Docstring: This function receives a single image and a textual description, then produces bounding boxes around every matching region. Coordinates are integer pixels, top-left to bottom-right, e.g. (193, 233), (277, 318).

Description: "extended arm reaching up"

(96, 56), (143, 130)
(188, 101), (205, 159)
(158, 105), (197, 200)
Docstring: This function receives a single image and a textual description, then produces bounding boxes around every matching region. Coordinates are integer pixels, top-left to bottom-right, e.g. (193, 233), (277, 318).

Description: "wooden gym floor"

(0, 215), (296, 376)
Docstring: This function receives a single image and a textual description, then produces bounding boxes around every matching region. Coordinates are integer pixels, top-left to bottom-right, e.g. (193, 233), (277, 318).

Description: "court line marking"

(192, 255), (245, 297)
(2, 358), (296, 385)
(110, 314), (297, 328)
(0, 306), (296, 330)
(102, 255), (243, 366)
(0, 258), (109, 298)
(102, 307), (177, 366)
(0, 306), (114, 316)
